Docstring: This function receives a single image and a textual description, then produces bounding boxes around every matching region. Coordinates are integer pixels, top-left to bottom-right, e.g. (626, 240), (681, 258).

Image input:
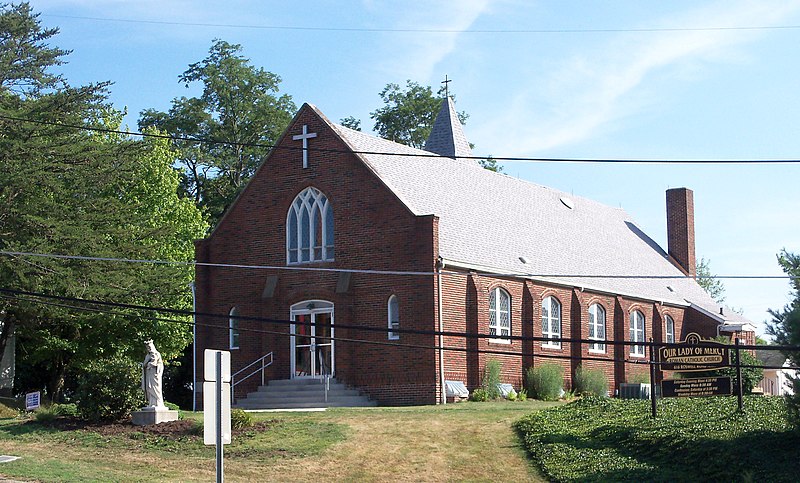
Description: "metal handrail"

(231, 352), (274, 393)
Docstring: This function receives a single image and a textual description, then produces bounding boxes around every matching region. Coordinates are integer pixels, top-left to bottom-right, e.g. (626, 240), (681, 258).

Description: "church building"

(194, 98), (756, 406)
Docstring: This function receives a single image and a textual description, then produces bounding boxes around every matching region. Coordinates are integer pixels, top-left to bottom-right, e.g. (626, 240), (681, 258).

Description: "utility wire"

(1, 250), (796, 281)
(41, 13), (800, 35)
(3, 114), (799, 165)
(2, 286), (797, 355)
(2, 290), (793, 371)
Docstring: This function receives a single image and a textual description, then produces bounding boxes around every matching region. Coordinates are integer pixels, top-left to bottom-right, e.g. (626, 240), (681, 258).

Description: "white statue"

(142, 340), (165, 408)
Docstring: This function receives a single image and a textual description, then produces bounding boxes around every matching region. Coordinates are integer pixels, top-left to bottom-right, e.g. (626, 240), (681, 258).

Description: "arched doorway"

(290, 300), (334, 378)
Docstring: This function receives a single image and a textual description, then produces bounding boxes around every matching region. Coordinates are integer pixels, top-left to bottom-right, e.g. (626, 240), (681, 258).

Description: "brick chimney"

(666, 188), (696, 278)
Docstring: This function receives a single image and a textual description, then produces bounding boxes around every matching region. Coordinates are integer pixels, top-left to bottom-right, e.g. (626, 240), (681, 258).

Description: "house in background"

(194, 98), (756, 407)
(756, 349), (797, 396)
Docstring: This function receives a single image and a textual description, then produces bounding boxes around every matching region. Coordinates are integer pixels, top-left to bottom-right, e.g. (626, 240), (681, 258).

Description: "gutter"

(437, 256), (446, 405)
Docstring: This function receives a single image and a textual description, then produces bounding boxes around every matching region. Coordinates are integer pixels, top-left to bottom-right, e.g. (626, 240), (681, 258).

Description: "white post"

(216, 350), (223, 483)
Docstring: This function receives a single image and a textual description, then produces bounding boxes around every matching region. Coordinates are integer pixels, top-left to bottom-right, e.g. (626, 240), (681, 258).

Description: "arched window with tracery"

(287, 187), (334, 264)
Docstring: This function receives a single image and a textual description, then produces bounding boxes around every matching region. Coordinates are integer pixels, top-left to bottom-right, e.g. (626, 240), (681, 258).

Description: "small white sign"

(203, 381), (232, 445)
(25, 391), (40, 411)
(204, 349), (231, 383)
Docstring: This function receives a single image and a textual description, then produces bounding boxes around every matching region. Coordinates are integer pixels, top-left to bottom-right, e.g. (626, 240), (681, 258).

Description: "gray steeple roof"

(423, 97), (473, 159)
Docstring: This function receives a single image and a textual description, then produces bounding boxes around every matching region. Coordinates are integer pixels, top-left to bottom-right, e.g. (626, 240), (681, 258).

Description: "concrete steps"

(234, 378), (377, 410)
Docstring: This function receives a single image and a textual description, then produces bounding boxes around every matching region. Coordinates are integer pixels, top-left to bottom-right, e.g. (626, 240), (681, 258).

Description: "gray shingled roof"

(423, 97), (473, 159)
(309, 105), (743, 322)
(756, 349), (789, 367)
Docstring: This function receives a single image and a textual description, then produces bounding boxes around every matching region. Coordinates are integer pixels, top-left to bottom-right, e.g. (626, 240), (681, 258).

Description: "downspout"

(437, 257), (446, 405)
(190, 281), (197, 412)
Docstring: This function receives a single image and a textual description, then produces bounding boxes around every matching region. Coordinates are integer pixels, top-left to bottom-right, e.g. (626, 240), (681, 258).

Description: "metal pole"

(735, 338), (743, 412)
(191, 282), (197, 413)
(216, 351), (223, 483)
(649, 338), (657, 419)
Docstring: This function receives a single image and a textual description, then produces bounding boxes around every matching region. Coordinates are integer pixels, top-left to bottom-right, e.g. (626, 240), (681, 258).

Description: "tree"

(370, 80), (468, 149)
(340, 116), (361, 131)
(767, 250), (800, 426)
(139, 40), (295, 226)
(696, 257), (726, 303)
(0, 3), (207, 400)
(686, 336), (763, 395)
(368, 80), (503, 172)
(479, 155), (503, 173)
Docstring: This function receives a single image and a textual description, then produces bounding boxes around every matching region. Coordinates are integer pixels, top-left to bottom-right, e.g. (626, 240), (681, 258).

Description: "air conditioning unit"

(619, 383), (651, 399)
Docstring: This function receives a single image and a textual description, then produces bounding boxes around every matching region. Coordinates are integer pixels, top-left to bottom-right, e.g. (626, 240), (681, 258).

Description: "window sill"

(588, 348), (606, 354)
(541, 344), (561, 350)
(287, 259), (335, 266)
(488, 338), (511, 345)
(629, 353), (645, 358)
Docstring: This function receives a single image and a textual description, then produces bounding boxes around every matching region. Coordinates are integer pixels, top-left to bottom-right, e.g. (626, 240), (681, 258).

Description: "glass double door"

(291, 303), (334, 378)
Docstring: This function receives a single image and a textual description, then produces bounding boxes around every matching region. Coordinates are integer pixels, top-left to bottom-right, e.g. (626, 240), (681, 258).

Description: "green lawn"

(515, 395), (800, 482)
(0, 400), (557, 482)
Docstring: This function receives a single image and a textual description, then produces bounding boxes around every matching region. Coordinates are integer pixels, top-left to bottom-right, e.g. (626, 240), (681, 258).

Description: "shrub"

(517, 389), (528, 402)
(470, 388), (489, 402)
(507, 388), (518, 401)
(34, 406), (58, 423)
(482, 360), (502, 399)
(573, 365), (609, 397)
(164, 401), (184, 420)
(527, 364), (564, 401)
(231, 408), (253, 430)
(75, 356), (144, 422)
(53, 403), (78, 418)
(689, 338), (764, 395)
(626, 370), (650, 384)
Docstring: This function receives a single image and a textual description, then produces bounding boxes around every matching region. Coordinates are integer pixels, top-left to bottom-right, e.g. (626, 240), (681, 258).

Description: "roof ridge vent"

(559, 196), (574, 209)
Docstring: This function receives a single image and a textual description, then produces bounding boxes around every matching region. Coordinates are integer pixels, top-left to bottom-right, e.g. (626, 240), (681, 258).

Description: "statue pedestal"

(131, 406), (179, 426)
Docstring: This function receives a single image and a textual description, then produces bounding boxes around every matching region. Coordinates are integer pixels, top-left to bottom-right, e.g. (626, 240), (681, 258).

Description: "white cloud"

(375, 0), (495, 82)
(473, 0), (800, 156)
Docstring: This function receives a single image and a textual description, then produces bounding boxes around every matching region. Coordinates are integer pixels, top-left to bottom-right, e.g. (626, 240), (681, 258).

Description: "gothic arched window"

(287, 187), (334, 264)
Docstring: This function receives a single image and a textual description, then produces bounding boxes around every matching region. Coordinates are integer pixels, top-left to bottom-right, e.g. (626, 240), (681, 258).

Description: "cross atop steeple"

(441, 75), (452, 98)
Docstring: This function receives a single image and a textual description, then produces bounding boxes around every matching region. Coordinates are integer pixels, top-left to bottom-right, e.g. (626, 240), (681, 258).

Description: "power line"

(2, 290), (794, 370)
(3, 114), (799, 165)
(41, 13), (800, 35)
(1, 286), (796, 354)
(1, 250), (797, 281)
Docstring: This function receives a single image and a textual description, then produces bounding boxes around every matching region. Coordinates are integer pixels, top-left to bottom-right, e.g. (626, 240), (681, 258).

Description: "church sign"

(662, 376), (732, 398)
(659, 332), (729, 372)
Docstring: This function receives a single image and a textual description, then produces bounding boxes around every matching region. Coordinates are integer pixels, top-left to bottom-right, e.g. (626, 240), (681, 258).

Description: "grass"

(515, 395), (800, 482)
(0, 400), (557, 482)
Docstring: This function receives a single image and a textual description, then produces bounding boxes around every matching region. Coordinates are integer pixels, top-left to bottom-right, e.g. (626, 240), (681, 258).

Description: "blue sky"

(29, 0), (800, 336)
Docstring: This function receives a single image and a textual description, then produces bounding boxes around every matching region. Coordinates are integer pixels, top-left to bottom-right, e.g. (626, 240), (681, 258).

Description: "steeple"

(424, 96), (473, 159)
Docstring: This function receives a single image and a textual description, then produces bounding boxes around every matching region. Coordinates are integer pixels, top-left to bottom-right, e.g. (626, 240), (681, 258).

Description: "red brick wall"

(666, 188), (696, 277)
(195, 105), (732, 406)
(196, 105), (438, 406)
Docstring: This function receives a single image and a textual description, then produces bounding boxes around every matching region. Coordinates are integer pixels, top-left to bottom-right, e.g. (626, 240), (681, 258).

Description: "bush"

(688, 338), (764, 395)
(482, 360), (502, 399)
(34, 406), (58, 423)
(75, 356), (144, 422)
(573, 365), (609, 397)
(231, 408), (253, 430)
(527, 364), (564, 401)
(517, 389), (528, 402)
(164, 401), (184, 420)
(507, 388), (518, 401)
(470, 388), (489, 402)
(626, 370), (650, 384)
(53, 403), (78, 418)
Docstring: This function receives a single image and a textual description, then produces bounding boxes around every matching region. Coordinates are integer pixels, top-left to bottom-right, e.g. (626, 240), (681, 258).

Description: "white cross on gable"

(292, 124), (317, 169)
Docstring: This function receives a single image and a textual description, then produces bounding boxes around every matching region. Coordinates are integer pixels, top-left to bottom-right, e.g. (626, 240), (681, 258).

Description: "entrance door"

(290, 301), (334, 378)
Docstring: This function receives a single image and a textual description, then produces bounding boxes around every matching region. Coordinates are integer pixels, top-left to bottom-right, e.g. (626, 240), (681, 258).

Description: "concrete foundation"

(131, 408), (179, 426)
